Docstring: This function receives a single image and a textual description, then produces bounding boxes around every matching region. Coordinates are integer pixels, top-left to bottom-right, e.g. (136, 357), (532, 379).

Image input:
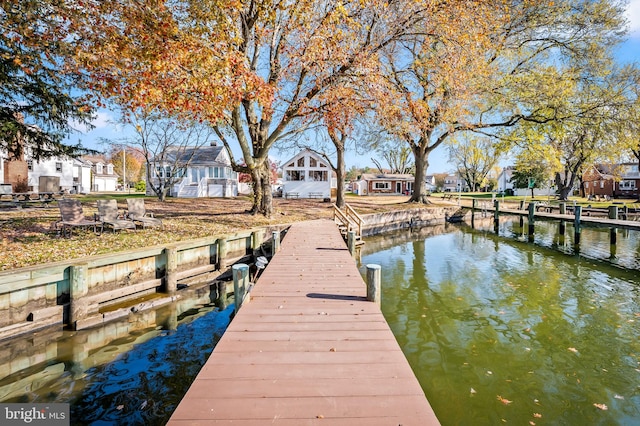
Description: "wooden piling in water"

(528, 202), (536, 239)
(347, 231), (356, 256)
(232, 263), (249, 313)
(366, 264), (381, 307)
(271, 231), (280, 256)
(559, 202), (566, 235)
(609, 206), (618, 246)
(165, 247), (177, 295)
(574, 206), (582, 245)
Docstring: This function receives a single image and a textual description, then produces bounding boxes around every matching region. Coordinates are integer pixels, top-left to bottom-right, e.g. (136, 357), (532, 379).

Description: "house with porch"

(355, 173), (414, 196)
(583, 163), (640, 199)
(281, 149), (332, 198)
(147, 143), (238, 198)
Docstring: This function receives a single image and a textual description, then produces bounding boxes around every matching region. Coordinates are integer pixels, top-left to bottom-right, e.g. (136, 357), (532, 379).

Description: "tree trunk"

(335, 144), (346, 208)
(250, 160), (273, 217)
(409, 147), (431, 204)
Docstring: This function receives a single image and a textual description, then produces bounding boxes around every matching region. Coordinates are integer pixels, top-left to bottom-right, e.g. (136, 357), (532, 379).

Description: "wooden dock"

(168, 219), (439, 425)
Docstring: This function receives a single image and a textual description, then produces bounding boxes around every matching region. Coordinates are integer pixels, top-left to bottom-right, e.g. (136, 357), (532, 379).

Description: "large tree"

(448, 134), (501, 192)
(74, 0), (424, 216)
(374, 0), (628, 203)
(1, 0), (94, 160)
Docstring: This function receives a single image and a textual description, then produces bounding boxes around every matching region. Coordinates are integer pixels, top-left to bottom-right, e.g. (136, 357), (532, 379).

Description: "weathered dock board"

(168, 219), (439, 425)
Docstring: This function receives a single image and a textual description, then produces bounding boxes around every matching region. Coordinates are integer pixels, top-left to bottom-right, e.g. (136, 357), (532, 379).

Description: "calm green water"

(360, 222), (640, 425)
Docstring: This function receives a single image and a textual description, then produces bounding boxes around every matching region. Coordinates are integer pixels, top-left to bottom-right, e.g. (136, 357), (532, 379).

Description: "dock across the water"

(169, 219), (440, 425)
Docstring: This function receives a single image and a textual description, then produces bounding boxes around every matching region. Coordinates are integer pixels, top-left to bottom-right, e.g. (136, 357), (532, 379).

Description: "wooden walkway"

(498, 208), (640, 231)
(168, 219), (439, 425)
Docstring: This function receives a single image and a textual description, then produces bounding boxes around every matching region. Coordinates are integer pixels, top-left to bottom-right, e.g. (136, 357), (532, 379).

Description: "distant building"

(82, 156), (119, 192)
(147, 143), (238, 198)
(583, 163), (640, 199)
(355, 173), (414, 196)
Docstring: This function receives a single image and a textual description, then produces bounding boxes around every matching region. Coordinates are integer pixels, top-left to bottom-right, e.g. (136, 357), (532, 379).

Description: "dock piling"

(232, 263), (249, 313)
(366, 264), (381, 307)
(347, 231), (356, 256)
(271, 231), (280, 256)
(608, 206), (618, 246)
(574, 206), (582, 245)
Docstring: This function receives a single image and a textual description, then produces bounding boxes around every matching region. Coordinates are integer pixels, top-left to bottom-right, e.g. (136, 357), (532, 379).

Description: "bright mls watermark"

(1, 404), (69, 425)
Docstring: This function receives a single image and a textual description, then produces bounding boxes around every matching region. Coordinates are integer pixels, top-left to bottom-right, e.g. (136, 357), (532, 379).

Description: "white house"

(82, 156), (119, 192)
(148, 143), (238, 198)
(497, 167), (515, 194)
(281, 149), (332, 198)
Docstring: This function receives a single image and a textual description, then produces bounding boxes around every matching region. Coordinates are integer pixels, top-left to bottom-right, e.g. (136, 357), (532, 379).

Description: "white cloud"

(71, 110), (116, 134)
(626, 0), (640, 36)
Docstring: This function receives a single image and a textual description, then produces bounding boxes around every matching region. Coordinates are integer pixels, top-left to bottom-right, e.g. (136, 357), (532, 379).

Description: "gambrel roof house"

(148, 143), (238, 198)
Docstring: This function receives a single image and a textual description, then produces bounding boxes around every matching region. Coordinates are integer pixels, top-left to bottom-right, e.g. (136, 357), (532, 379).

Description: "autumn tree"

(116, 110), (216, 201)
(505, 63), (639, 200)
(371, 135), (414, 175)
(1, 0), (94, 160)
(108, 147), (143, 188)
(374, 0), (628, 204)
(72, 0), (429, 216)
(448, 134), (501, 192)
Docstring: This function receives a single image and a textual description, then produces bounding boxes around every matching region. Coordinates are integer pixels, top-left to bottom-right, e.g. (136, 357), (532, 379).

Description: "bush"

(135, 180), (146, 192)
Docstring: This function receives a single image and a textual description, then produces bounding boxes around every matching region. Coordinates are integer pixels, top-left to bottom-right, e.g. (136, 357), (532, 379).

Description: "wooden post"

(366, 264), (381, 307)
(347, 231), (356, 256)
(493, 200), (500, 222)
(574, 205), (582, 245)
(559, 202), (566, 235)
(165, 247), (177, 295)
(527, 202), (536, 238)
(608, 206), (618, 246)
(218, 238), (228, 270)
(217, 281), (228, 309)
(251, 231), (260, 252)
(69, 263), (89, 329)
(519, 200), (525, 227)
(472, 198), (477, 221)
(232, 263), (249, 313)
(271, 231), (280, 257)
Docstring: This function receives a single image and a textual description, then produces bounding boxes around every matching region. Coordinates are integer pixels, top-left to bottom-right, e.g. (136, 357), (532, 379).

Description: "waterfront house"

(583, 163), (640, 199)
(356, 173), (414, 195)
(147, 143), (238, 198)
(281, 149), (332, 198)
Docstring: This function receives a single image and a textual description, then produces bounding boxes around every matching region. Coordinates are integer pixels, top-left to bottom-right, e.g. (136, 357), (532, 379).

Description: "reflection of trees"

(365, 226), (640, 424)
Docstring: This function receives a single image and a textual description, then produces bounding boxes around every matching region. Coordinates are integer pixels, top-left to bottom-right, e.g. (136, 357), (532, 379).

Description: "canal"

(360, 218), (640, 425)
(0, 284), (233, 425)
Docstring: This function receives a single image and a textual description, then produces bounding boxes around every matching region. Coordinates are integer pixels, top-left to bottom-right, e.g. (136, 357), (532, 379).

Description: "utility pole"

(122, 146), (127, 193)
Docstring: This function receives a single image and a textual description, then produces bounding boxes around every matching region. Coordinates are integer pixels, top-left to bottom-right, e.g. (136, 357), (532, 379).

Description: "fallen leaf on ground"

(497, 395), (512, 405)
(593, 403), (608, 410)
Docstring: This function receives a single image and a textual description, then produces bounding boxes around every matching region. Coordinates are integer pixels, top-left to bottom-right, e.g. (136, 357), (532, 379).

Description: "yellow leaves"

(497, 395), (512, 405)
(568, 347), (579, 354)
(593, 403), (608, 410)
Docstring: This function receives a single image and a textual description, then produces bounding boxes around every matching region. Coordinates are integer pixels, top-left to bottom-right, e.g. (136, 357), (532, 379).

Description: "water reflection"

(361, 222), (640, 425)
(0, 284), (232, 425)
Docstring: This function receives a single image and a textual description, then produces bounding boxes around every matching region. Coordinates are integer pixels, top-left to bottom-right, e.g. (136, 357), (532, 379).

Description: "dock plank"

(168, 219), (439, 425)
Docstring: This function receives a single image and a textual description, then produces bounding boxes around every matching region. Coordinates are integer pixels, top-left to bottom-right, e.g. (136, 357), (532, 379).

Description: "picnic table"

(308, 192), (324, 198)
(285, 192), (299, 199)
(0, 192), (64, 208)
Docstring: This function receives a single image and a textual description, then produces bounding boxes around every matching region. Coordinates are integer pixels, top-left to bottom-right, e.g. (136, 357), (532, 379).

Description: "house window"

(297, 157), (305, 167)
(27, 159), (33, 171)
(165, 166), (172, 178)
(96, 164), (103, 174)
(286, 170), (305, 181)
(309, 170), (327, 181)
(620, 180), (636, 189)
(309, 157), (317, 167)
(106, 164), (113, 174)
(208, 167), (214, 178)
(155, 166), (164, 178)
(55, 162), (62, 172)
(374, 182), (390, 190)
(287, 162), (294, 167)
(320, 162), (327, 168)
(585, 182), (589, 188)
(600, 181), (604, 189)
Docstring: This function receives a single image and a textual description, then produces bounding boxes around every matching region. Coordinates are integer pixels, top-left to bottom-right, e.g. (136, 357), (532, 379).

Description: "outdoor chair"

(57, 199), (100, 238)
(96, 199), (137, 233)
(126, 198), (163, 229)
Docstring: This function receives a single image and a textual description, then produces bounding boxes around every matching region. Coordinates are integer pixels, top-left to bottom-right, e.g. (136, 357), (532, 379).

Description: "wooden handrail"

(333, 204), (352, 232)
(345, 203), (363, 236)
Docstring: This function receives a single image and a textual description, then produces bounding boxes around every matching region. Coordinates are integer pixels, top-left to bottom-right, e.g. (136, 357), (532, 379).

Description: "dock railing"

(332, 203), (363, 240)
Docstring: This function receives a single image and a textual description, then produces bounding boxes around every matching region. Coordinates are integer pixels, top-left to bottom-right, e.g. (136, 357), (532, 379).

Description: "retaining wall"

(0, 225), (287, 341)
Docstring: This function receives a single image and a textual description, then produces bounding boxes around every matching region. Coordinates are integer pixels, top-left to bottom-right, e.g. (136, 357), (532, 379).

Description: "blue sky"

(72, 1), (640, 174)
